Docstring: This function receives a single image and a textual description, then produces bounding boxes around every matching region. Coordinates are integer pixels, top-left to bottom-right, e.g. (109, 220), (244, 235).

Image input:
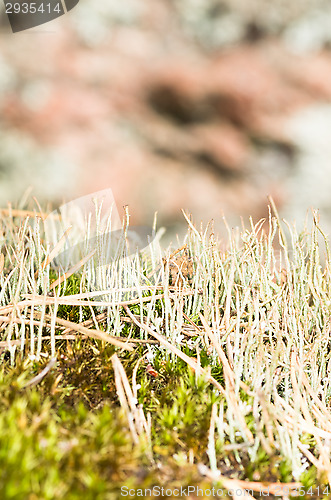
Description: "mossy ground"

(0, 206), (330, 499)
(0, 340), (324, 499)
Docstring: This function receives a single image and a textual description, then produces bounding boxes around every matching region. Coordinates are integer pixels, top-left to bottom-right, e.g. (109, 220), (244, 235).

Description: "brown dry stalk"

(290, 349), (331, 487)
(274, 394), (331, 440)
(0, 315), (53, 331)
(0, 208), (55, 219)
(33, 311), (134, 351)
(111, 353), (149, 445)
(295, 353), (331, 429)
(60, 311), (108, 334)
(200, 314), (235, 388)
(38, 226), (72, 276)
(124, 305), (226, 397)
(202, 465), (302, 498)
(15, 288), (196, 310)
(272, 363), (331, 482)
(0, 312), (157, 347)
(0, 335), (77, 348)
(200, 314), (254, 444)
(24, 358), (57, 388)
(54, 286), (177, 299)
(59, 311), (158, 344)
(50, 249), (96, 290)
(223, 477), (302, 498)
(132, 354), (148, 401)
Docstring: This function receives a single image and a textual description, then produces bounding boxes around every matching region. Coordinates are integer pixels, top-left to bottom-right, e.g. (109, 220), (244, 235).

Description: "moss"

(0, 209), (330, 497)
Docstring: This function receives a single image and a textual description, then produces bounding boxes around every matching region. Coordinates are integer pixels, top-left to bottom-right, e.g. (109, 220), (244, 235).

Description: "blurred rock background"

(1, 0), (331, 238)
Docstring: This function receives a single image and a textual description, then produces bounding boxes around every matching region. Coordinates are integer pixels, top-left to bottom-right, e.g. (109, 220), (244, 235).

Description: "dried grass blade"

(200, 313), (254, 444)
(290, 350), (331, 487)
(111, 354), (139, 444)
(203, 465), (301, 498)
(33, 311), (134, 351)
(21, 289), (196, 308)
(0, 208), (54, 219)
(49, 249), (96, 290)
(24, 358), (57, 388)
(111, 354), (147, 442)
(124, 305), (226, 396)
(40, 226), (72, 272)
(0, 335), (77, 349)
(200, 313), (234, 388)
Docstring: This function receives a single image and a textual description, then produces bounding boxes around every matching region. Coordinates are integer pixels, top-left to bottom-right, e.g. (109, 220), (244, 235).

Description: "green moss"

(1, 209), (331, 497)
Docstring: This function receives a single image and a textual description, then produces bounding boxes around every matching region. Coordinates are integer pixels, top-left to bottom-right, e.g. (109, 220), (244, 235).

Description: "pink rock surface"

(0, 5), (331, 235)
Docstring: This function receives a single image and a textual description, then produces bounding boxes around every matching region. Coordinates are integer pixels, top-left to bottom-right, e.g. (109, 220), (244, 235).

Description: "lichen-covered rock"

(174, 0), (331, 50)
(0, 0), (331, 236)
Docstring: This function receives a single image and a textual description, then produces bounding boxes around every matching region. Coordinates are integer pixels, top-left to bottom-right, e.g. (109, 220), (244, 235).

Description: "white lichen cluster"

(1, 203), (331, 482)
